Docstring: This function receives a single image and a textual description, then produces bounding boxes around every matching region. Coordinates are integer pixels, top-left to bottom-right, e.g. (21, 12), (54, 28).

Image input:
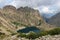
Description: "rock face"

(2, 6), (44, 26)
(47, 12), (60, 27)
(17, 6), (43, 26)
(0, 5), (45, 34)
(35, 35), (60, 40)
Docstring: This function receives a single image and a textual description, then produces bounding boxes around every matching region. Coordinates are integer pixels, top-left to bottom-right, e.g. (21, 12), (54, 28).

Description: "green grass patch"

(17, 28), (60, 39)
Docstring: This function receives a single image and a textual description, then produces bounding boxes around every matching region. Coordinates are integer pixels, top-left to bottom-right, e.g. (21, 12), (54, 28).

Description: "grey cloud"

(0, 0), (60, 9)
(10, 0), (59, 8)
(0, 0), (60, 14)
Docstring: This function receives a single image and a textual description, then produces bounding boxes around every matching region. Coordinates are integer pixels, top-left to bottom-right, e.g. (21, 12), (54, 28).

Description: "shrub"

(0, 32), (5, 35)
(17, 28), (60, 39)
(38, 31), (48, 36)
(26, 32), (39, 39)
(17, 32), (39, 39)
(11, 33), (17, 36)
(48, 28), (60, 35)
(38, 20), (42, 26)
(17, 33), (26, 38)
(12, 22), (20, 28)
(39, 28), (60, 36)
(0, 32), (5, 39)
(12, 22), (20, 26)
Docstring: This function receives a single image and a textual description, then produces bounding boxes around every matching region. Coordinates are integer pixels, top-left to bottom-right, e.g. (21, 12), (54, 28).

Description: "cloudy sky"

(0, 0), (60, 18)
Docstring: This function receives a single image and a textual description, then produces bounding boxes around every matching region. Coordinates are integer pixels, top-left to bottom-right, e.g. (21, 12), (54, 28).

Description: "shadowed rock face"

(3, 5), (16, 10)
(17, 7), (43, 26)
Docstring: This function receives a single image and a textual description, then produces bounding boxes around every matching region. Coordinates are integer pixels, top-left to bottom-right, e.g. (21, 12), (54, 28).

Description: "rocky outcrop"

(2, 35), (60, 40)
(35, 35), (60, 40)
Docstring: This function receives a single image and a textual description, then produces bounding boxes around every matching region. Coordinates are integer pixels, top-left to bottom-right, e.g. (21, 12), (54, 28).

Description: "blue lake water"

(17, 26), (40, 33)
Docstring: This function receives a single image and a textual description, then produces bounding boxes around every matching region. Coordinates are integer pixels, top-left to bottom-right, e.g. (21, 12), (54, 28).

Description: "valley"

(0, 5), (59, 40)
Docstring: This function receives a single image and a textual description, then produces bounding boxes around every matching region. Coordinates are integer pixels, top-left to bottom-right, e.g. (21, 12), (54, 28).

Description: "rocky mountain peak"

(17, 6), (36, 12)
(3, 5), (16, 11)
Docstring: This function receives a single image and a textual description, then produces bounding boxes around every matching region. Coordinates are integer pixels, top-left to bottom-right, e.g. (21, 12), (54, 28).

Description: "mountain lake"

(17, 26), (41, 33)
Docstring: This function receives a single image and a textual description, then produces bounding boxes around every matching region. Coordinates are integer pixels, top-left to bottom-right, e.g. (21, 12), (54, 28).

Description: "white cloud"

(8, 0), (60, 14)
(41, 7), (52, 13)
(0, 0), (60, 18)
(9, 0), (41, 8)
(38, 6), (55, 14)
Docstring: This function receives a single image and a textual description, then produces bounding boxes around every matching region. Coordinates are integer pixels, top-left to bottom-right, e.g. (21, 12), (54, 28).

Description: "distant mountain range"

(47, 12), (60, 27)
(42, 13), (56, 18)
(41, 13), (55, 22)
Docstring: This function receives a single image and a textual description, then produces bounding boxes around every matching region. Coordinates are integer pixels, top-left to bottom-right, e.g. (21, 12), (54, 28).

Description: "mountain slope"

(47, 12), (60, 27)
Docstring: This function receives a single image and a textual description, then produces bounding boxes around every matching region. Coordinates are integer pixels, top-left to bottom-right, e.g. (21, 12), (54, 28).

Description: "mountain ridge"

(0, 5), (56, 36)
